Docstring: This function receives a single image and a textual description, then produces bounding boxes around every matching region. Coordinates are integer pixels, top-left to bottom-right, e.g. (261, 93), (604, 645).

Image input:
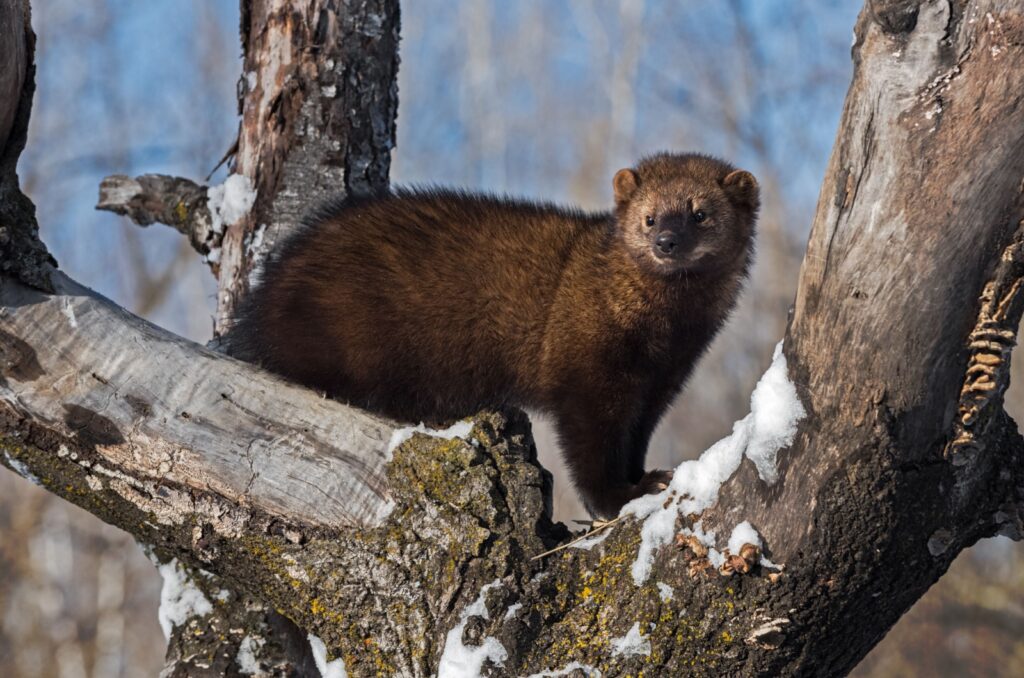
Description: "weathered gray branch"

(698, 0), (1024, 671)
(97, 174), (218, 257)
(3, 0), (1024, 676)
(0, 272), (398, 530)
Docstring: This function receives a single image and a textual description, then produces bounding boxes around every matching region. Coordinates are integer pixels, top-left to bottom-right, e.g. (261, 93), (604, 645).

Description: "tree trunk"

(2, 0), (1024, 676)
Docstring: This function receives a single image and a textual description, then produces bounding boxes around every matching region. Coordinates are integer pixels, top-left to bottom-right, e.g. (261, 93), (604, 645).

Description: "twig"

(530, 516), (622, 561)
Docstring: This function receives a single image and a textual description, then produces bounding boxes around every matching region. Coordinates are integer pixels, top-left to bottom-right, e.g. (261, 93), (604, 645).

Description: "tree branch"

(0, 272), (397, 531)
(96, 174), (218, 258)
(218, 0), (401, 333)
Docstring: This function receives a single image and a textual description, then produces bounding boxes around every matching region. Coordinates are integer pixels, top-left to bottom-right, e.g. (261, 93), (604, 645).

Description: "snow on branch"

(624, 342), (805, 584)
(96, 172), (256, 265)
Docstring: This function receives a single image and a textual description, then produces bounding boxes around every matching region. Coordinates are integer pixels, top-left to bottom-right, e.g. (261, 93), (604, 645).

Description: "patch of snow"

(249, 223), (267, 251)
(437, 579), (508, 678)
(727, 520), (762, 555)
(386, 420), (474, 458)
(656, 582), (673, 602)
(745, 342), (806, 484)
(157, 559), (213, 639)
(3, 452), (41, 485)
(205, 247), (222, 265)
(308, 634), (348, 678)
(62, 299), (78, 328)
(726, 518), (780, 569)
(609, 622), (651, 658)
(215, 589), (231, 602)
(523, 662), (603, 678)
(570, 530), (611, 550)
(623, 341), (805, 584)
(236, 634), (265, 675)
(207, 174), (257, 235)
(322, 85), (337, 98)
(245, 71), (257, 90)
(503, 602), (523, 620)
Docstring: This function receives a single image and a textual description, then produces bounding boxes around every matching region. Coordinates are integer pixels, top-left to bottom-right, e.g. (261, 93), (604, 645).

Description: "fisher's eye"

(645, 215), (655, 227)
(693, 210), (707, 223)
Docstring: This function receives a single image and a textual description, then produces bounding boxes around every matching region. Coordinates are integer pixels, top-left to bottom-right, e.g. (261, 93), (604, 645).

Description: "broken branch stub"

(97, 174), (217, 256)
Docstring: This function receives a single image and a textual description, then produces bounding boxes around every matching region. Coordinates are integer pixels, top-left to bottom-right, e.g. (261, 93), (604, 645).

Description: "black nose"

(655, 231), (679, 256)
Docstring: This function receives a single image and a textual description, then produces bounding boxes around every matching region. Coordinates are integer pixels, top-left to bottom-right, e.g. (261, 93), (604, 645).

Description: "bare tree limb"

(0, 272), (398, 531)
(96, 174), (217, 257)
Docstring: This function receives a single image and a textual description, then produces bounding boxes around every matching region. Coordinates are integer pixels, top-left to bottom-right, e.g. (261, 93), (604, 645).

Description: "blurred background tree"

(2, 1), (1020, 675)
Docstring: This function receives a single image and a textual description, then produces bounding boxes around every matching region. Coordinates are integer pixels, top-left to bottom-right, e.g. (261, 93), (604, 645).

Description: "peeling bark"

(3, 0), (1024, 676)
(219, 0), (401, 334)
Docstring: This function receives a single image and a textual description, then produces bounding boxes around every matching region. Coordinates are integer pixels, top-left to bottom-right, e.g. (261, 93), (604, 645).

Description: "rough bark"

(2, 0), (1024, 677)
(0, 0), (28, 152)
(698, 3), (1024, 672)
(219, 0), (400, 334)
(0, 0), (55, 292)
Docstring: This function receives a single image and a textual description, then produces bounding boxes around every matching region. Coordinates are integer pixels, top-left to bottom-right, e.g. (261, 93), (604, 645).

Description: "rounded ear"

(613, 168), (640, 205)
(722, 170), (759, 209)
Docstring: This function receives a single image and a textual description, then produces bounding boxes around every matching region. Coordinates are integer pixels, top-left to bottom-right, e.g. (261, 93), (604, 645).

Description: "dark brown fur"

(227, 152), (759, 517)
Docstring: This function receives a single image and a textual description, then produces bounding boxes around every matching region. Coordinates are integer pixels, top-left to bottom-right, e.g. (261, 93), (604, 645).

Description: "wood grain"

(1, 272), (398, 530)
